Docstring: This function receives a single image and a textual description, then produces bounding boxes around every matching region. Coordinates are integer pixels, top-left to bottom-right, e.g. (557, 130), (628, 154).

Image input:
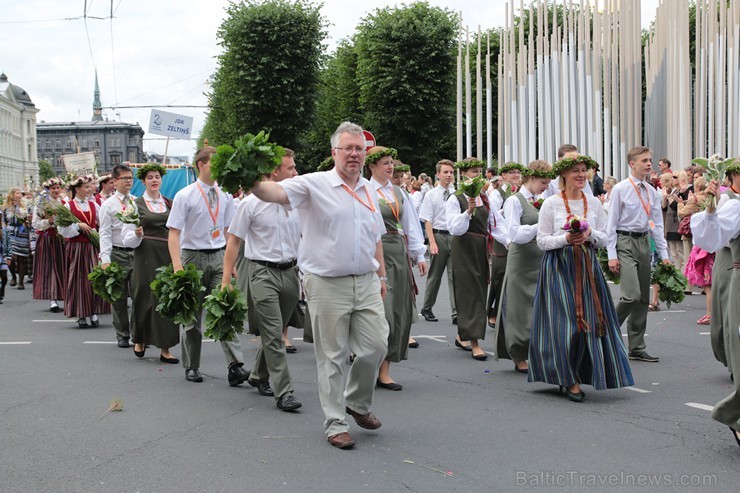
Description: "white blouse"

(690, 199), (740, 253)
(536, 193), (608, 251)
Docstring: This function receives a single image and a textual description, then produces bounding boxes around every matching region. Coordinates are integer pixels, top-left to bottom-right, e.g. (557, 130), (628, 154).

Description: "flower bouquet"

(691, 154), (739, 208)
(203, 280), (248, 342)
(530, 198), (544, 210)
(114, 206), (140, 226)
(150, 263), (205, 326)
(210, 131), (285, 194)
(562, 214), (589, 232)
(650, 262), (688, 308)
(45, 202), (100, 248)
(88, 262), (128, 303)
(455, 175), (488, 216)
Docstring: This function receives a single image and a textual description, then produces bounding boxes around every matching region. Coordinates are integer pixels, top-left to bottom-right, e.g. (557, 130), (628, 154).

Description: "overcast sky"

(1, 0), (660, 159)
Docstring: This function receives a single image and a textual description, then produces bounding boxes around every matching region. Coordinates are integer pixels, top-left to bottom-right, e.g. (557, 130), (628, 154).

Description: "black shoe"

(376, 379), (403, 391)
(90, 315), (99, 328)
(408, 341), (420, 348)
(488, 321), (496, 329)
(160, 355), (179, 364)
(133, 345), (145, 358)
(420, 309), (438, 322)
(452, 316), (458, 325)
(186, 369), (203, 382)
(247, 373), (274, 396)
(454, 338), (472, 351)
(285, 344), (297, 353)
(276, 394), (302, 412)
(77, 318), (89, 328)
(117, 338), (130, 348)
(228, 364), (249, 387)
(628, 351), (659, 363)
(50, 301), (61, 313)
(472, 351), (488, 361)
(565, 389), (585, 402)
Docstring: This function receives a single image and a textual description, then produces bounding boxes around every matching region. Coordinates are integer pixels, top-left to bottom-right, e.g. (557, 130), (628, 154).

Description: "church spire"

(92, 71), (103, 121)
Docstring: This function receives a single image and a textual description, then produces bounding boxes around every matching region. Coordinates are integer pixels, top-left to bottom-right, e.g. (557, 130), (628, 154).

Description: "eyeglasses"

(334, 146), (366, 155)
(118, 176), (134, 181)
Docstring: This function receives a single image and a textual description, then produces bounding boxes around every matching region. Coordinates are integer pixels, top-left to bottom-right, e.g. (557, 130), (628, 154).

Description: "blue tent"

(131, 166), (196, 200)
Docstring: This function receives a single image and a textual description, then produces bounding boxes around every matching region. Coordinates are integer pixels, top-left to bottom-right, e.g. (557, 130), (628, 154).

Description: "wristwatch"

(378, 276), (388, 282)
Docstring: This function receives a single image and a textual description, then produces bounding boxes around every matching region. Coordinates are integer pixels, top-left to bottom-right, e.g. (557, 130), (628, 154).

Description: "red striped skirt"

(64, 242), (111, 318)
(33, 233), (66, 300)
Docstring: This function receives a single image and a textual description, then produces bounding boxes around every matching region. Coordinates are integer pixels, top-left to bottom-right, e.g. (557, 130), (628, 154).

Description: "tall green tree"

(354, 2), (458, 175)
(201, 0), (326, 155)
(38, 159), (55, 182)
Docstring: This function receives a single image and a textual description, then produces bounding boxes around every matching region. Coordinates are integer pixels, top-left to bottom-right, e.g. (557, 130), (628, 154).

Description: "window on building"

(45, 139), (51, 149)
(66, 140), (73, 149)
(111, 137), (120, 148)
(94, 139), (100, 148)
(111, 155), (121, 165)
(55, 139), (62, 149)
(129, 151), (137, 162)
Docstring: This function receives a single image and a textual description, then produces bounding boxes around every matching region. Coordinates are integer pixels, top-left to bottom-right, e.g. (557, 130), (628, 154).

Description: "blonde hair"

(4, 187), (22, 208)
(676, 170), (689, 186)
(693, 176), (707, 192)
(523, 160), (552, 183)
(659, 172), (673, 189)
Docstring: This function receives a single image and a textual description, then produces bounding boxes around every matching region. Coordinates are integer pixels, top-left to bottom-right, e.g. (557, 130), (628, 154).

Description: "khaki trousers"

(180, 249), (243, 370)
(304, 272), (388, 436)
(615, 235), (652, 353)
(110, 247), (134, 340)
(247, 261), (299, 399)
(422, 232), (456, 317)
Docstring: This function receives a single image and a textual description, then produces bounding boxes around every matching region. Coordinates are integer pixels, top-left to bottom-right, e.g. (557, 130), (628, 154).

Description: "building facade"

(0, 73), (39, 192)
(36, 73), (145, 176)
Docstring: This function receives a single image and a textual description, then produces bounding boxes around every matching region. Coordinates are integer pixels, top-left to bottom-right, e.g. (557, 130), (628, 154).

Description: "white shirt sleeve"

(121, 224), (143, 249)
(57, 203), (80, 239)
(446, 194), (470, 236)
(98, 202), (114, 264)
(605, 184), (623, 260)
(690, 200), (740, 253)
(400, 193), (426, 262)
(489, 208), (509, 245)
(418, 190), (434, 223)
(589, 197), (608, 248)
(536, 198), (569, 251)
(504, 196), (537, 244)
(32, 207), (51, 231)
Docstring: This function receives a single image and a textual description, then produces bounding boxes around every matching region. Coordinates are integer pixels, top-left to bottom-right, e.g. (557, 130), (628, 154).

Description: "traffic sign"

(363, 130), (376, 150)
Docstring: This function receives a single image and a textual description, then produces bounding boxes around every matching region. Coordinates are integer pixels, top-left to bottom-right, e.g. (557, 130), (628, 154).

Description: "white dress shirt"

(58, 198), (99, 239)
(445, 193), (509, 245)
(32, 196), (61, 232)
(228, 192), (300, 263)
(166, 179), (235, 250)
(537, 194), (608, 250)
(419, 184), (455, 229)
(503, 187), (540, 245)
(605, 176), (669, 261)
(410, 190), (424, 213)
(370, 178), (426, 263)
(278, 168), (386, 277)
(98, 191), (138, 263)
(690, 199), (740, 253)
(489, 183), (516, 211)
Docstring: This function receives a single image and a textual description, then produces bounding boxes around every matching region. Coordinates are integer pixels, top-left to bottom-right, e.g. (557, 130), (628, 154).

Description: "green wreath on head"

(317, 156), (334, 172)
(454, 159), (486, 170)
(551, 155), (600, 176)
(725, 161), (740, 178)
(393, 163), (411, 173)
(522, 168), (555, 179)
(136, 163), (167, 180)
(499, 162), (524, 174)
(365, 148), (398, 166)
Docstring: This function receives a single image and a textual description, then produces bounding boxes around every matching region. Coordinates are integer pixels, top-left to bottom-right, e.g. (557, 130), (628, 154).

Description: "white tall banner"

(148, 109), (194, 140)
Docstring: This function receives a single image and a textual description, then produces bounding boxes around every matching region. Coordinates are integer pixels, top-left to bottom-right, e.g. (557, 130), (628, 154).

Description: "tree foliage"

(201, 0), (326, 157)
(38, 159), (56, 182)
(354, 2), (458, 176)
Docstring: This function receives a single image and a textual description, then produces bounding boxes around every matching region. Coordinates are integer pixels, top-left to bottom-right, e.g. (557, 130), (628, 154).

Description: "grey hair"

(330, 121), (365, 148)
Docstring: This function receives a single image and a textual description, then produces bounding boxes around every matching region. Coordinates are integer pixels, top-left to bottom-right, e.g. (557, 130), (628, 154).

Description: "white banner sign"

(62, 152), (97, 176)
(148, 109), (194, 140)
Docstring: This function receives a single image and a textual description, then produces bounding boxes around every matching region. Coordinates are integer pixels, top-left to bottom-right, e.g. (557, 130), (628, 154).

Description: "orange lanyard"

(376, 188), (400, 223)
(145, 196), (165, 213)
(341, 184), (376, 213)
(195, 183), (220, 226)
(628, 178), (652, 217)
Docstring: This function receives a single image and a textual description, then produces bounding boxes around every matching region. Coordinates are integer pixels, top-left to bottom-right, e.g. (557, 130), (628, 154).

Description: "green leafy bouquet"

(455, 175), (488, 216)
(150, 264), (205, 326)
(45, 202), (100, 248)
(596, 248), (621, 284)
(650, 262), (688, 308)
(210, 131), (285, 194)
(691, 154), (739, 208)
(88, 262), (127, 303)
(114, 206), (140, 226)
(203, 281), (248, 342)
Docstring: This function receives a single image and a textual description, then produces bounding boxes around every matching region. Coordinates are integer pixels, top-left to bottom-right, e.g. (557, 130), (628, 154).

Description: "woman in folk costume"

(528, 156), (634, 402)
(2, 187), (33, 290)
(690, 177), (740, 448)
(447, 157), (509, 361)
(121, 164), (179, 363)
(365, 147), (427, 390)
(32, 178), (67, 312)
(58, 175), (110, 328)
(706, 164), (740, 371)
(494, 160), (553, 373)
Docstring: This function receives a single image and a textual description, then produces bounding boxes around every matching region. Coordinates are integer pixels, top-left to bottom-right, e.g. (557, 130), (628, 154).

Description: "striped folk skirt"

(33, 233), (66, 300)
(528, 245), (634, 390)
(64, 242), (111, 319)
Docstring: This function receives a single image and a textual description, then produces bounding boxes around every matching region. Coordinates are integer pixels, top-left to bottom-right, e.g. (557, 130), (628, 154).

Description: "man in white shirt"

(418, 159), (457, 323)
(606, 146), (671, 363)
(223, 149), (302, 412)
(250, 122), (389, 450)
(99, 164), (137, 347)
(167, 146), (246, 385)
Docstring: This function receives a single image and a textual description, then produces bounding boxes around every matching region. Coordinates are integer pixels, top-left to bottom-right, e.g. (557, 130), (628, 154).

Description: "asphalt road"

(1, 273), (738, 493)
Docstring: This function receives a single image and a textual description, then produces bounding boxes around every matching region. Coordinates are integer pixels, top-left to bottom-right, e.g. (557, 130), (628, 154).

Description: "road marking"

(0, 341), (32, 345)
(292, 337), (304, 341)
(413, 335), (448, 343)
(699, 332), (710, 335)
(661, 310), (686, 313)
(32, 320), (67, 323)
(685, 402), (714, 412)
(83, 341), (117, 344)
(626, 387), (652, 393)
(622, 333), (649, 337)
